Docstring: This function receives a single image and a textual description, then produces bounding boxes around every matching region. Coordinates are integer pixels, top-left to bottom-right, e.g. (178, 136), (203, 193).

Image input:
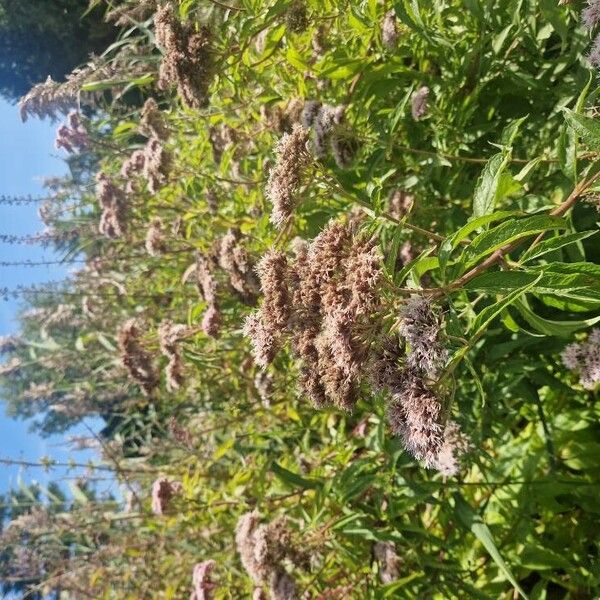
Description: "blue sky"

(0, 98), (112, 500)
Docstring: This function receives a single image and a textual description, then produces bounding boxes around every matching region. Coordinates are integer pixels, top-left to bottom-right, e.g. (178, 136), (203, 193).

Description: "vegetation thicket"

(1, 0), (600, 598)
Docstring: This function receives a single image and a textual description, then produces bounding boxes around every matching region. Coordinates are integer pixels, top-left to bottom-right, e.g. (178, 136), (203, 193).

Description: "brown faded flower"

(235, 512), (305, 596)
(373, 541), (400, 584)
(381, 10), (398, 49)
(191, 559), (217, 600)
(96, 173), (127, 238)
(151, 477), (182, 515)
(145, 217), (166, 257)
(140, 97), (170, 140)
(118, 319), (159, 395)
(265, 124), (311, 227)
(143, 137), (172, 193)
(155, 3), (215, 109)
(411, 86), (430, 120)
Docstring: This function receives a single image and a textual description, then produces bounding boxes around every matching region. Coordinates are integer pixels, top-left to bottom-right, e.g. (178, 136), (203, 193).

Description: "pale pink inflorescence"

(301, 101), (355, 167)
(373, 541), (400, 584)
(371, 298), (469, 475)
(399, 297), (448, 379)
(235, 511), (306, 600)
(245, 219), (382, 411)
(96, 173), (127, 238)
(151, 477), (182, 515)
(381, 10), (398, 49)
(265, 124), (311, 227)
(190, 559), (217, 600)
(583, 0), (600, 30)
(118, 319), (159, 395)
(411, 86), (430, 120)
(561, 328), (600, 390)
(55, 111), (88, 154)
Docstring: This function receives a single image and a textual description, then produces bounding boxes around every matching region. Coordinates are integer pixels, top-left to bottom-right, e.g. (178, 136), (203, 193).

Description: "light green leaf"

(472, 152), (512, 218)
(520, 231), (597, 263)
(562, 107), (600, 151)
(463, 215), (566, 268)
(514, 298), (600, 337)
(453, 494), (528, 599)
(468, 273), (542, 334)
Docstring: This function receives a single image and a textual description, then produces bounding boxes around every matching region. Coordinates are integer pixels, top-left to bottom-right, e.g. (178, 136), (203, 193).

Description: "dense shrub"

(1, 0), (599, 598)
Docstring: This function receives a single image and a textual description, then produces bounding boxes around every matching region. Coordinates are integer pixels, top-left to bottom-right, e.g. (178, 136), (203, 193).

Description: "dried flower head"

(145, 217), (167, 257)
(373, 541), (400, 584)
(151, 477), (182, 515)
(265, 124), (311, 227)
(96, 173), (127, 238)
(381, 10), (399, 49)
(118, 319), (159, 395)
(235, 512), (305, 595)
(121, 149), (146, 195)
(387, 374), (444, 468)
(411, 86), (430, 120)
(155, 3), (215, 109)
(286, 1), (308, 32)
(158, 320), (190, 391)
(143, 137), (172, 193)
(191, 559), (217, 600)
(217, 231), (260, 302)
(255, 250), (291, 329)
(140, 98), (170, 140)
(246, 219), (382, 410)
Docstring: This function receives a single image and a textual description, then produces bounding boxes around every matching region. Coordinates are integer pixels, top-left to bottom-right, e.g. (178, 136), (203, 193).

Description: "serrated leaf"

(472, 152), (512, 218)
(562, 107), (600, 151)
(462, 215), (566, 268)
(520, 230), (597, 263)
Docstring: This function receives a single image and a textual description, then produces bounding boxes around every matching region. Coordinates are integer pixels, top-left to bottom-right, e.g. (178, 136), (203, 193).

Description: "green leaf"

(562, 107), (600, 151)
(514, 298), (600, 337)
(271, 462), (322, 490)
(472, 152), (512, 218)
(468, 273), (542, 334)
(519, 545), (571, 570)
(453, 494), (529, 599)
(462, 216), (566, 268)
(519, 231), (597, 263)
